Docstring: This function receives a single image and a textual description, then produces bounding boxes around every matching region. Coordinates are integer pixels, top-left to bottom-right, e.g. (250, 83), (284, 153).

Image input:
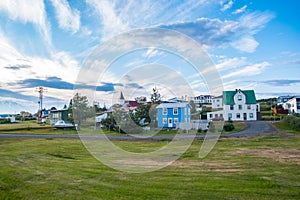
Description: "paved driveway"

(225, 121), (277, 137)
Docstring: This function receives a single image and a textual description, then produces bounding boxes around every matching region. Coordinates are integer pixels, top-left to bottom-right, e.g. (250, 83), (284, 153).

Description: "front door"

(243, 113), (247, 120)
(168, 118), (173, 128)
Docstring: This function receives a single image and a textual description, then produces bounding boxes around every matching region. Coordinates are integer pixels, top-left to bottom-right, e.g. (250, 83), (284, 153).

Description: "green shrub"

(223, 122), (235, 132)
(0, 118), (10, 124)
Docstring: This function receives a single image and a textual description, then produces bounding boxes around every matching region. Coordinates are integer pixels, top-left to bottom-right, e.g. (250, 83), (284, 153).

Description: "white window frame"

(163, 118), (167, 124)
(163, 108), (167, 115)
(238, 95), (242, 101)
(173, 108), (178, 115)
(236, 113), (241, 118)
(238, 105), (242, 110)
(249, 113), (254, 118)
(174, 118), (178, 124)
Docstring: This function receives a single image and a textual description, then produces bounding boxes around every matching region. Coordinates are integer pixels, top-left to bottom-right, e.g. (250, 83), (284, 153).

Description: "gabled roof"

(156, 102), (190, 109)
(126, 100), (139, 107)
(223, 90), (257, 105)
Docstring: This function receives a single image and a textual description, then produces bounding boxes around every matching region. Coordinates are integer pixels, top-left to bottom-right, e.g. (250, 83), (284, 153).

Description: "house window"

(228, 113), (232, 120)
(209, 114), (213, 118)
(230, 105), (234, 110)
(163, 108), (167, 115)
(173, 108), (178, 115)
(238, 105), (242, 110)
(238, 95), (242, 101)
(236, 113), (240, 118)
(247, 105), (251, 110)
(249, 113), (254, 118)
(163, 118), (167, 124)
(220, 114), (223, 118)
(217, 99), (220, 102)
(174, 118), (178, 124)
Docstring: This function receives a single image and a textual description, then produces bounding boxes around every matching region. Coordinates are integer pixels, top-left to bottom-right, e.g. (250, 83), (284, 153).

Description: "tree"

(135, 96), (147, 104)
(71, 93), (93, 129)
(151, 86), (161, 104)
(130, 104), (151, 126)
(189, 100), (200, 120)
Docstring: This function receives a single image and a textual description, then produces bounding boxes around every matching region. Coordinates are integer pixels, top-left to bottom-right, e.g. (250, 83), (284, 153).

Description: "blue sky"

(0, 0), (299, 113)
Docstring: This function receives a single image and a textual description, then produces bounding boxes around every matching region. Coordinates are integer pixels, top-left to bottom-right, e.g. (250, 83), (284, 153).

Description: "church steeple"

(120, 91), (125, 105)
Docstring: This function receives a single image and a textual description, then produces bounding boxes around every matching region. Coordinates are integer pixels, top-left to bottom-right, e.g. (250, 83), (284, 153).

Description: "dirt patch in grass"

(235, 149), (300, 164)
(171, 160), (242, 173)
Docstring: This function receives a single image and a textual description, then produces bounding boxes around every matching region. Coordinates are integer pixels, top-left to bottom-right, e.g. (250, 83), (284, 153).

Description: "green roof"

(223, 90), (257, 105)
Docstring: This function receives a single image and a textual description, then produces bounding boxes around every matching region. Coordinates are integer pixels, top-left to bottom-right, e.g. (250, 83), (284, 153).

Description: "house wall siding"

(157, 104), (191, 128)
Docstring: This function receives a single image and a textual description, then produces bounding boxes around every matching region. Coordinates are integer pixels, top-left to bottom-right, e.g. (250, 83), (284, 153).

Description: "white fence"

(176, 120), (209, 130)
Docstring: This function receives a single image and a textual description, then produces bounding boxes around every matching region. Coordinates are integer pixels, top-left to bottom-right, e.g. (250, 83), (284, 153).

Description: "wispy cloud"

(4, 64), (31, 71)
(216, 57), (248, 70)
(0, 0), (52, 49)
(50, 0), (81, 33)
(161, 11), (274, 52)
(262, 79), (300, 86)
(222, 61), (271, 79)
(282, 59), (300, 65)
(232, 5), (247, 15)
(85, 0), (128, 39)
(220, 0), (233, 12)
(0, 32), (79, 85)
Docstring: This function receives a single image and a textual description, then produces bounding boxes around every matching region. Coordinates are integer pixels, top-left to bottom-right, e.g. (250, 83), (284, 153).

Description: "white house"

(282, 97), (300, 114)
(207, 89), (260, 121)
(211, 95), (223, 109)
(277, 95), (293, 104)
(193, 95), (212, 104)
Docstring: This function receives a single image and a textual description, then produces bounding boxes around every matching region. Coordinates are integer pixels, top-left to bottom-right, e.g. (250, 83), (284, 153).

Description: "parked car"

(54, 120), (74, 129)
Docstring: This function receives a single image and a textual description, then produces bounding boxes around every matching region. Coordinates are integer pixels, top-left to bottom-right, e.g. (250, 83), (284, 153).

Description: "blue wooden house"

(156, 102), (191, 128)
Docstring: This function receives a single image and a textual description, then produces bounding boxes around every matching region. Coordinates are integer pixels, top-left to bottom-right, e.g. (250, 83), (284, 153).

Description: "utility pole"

(36, 86), (47, 122)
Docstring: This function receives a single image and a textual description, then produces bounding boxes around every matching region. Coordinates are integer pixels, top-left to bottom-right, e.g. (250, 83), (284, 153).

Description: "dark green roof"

(223, 90), (257, 105)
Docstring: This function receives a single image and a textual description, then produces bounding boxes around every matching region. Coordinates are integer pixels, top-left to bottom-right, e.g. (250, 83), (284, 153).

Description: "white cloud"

(222, 61), (271, 79)
(0, 32), (79, 86)
(85, 0), (128, 40)
(231, 36), (259, 53)
(220, 0), (233, 12)
(216, 57), (248, 70)
(238, 11), (275, 35)
(232, 5), (247, 15)
(0, 0), (52, 49)
(50, 0), (81, 33)
(162, 11), (274, 53)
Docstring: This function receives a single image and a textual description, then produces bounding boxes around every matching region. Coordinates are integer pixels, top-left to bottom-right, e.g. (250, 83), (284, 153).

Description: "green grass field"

(1, 134), (300, 199)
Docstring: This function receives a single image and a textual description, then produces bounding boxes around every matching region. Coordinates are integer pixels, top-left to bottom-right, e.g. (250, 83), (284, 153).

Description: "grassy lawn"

(0, 120), (51, 130)
(273, 121), (300, 134)
(0, 120), (78, 135)
(222, 122), (247, 134)
(1, 135), (300, 199)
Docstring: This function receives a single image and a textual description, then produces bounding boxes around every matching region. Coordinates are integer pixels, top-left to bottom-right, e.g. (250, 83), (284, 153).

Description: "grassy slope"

(0, 135), (299, 199)
(273, 121), (300, 134)
(222, 122), (247, 134)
